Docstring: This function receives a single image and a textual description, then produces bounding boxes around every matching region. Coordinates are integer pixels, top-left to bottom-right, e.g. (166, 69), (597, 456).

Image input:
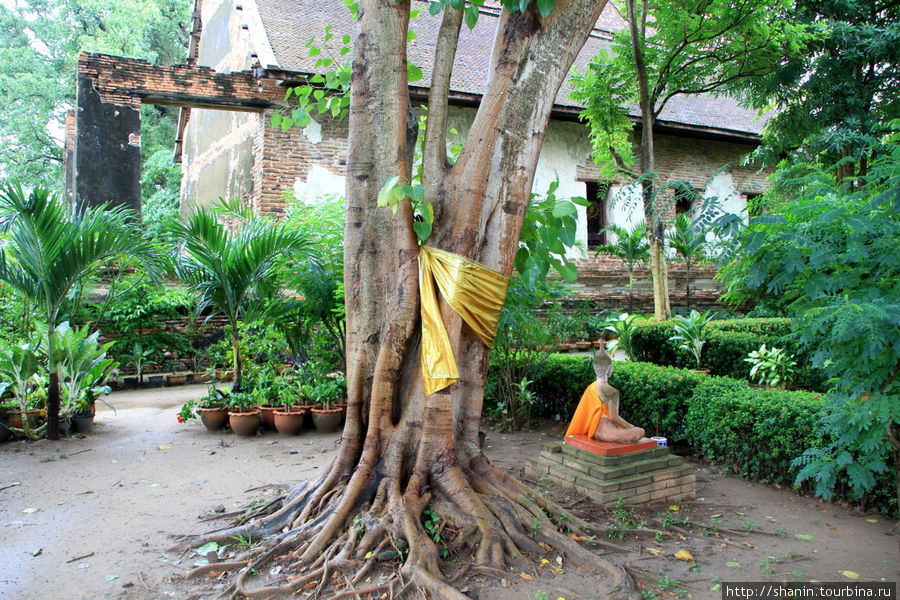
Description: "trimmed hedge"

(684, 377), (826, 485)
(486, 356), (895, 514)
(629, 318), (826, 391)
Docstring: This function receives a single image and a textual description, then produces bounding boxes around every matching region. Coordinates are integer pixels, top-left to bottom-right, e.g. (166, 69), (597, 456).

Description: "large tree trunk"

(184, 2), (634, 598)
(628, 0), (671, 321)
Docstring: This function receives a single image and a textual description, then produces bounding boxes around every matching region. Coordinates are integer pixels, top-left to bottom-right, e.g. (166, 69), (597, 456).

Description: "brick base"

(525, 441), (696, 506)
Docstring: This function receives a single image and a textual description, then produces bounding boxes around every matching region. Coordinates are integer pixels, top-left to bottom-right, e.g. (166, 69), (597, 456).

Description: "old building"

(69, 0), (769, 309)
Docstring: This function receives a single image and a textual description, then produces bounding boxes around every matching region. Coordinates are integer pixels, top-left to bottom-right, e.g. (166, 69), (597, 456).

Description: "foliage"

(54, 322), (118, 416)
(594, 220), (649, 311)
(0, 183), (162, 437)
(669, 310), (713, 369)
(173, 200), (315, 392)
(604, 312), (645, 361)
(739, 0), (900, 180)
(718, 127), (900, 504)
(0, 0), (191, 188)
(489, 277), (562, 430)
(0, 339), (44, 439)
(666, 213), (709, 309)
(515, 180), (589, 284)
(744, 344), (797, 390)
(279, 195), (346, 366)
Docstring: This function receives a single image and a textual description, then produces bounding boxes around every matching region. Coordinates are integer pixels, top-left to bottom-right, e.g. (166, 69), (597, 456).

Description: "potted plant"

(309, 376), (344, 434)
(56, 323), (119, 434)
(227, 391), (260, 437)
(669, 309), (713, 371)
(0, 341), (46, 440)
(125, 342), (156, 388)
(180, 385), (230, 432)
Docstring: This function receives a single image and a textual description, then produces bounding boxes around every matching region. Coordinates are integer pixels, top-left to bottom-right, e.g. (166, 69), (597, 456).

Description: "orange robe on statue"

(565, 381), (619, 438)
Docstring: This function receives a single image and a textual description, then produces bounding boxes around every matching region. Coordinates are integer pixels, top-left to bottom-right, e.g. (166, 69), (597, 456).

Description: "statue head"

(593, 344), (613, 384)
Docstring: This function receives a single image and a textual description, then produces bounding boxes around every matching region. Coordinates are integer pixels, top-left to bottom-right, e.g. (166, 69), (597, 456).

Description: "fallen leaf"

(157, 445), (171, 450)
(31, 548), (42, 557)
(839, 570), (860, 579)
(22, 507), (39, 514)
(726, 561), (741, 568)
(105, 575), (119, 581)
(647, 548), (664, 556)
(736, 511), (748, 516)
(710, 583), (722, 592)
(520, 573), (534, 581)
(540, 559), (550, 565)
(866, 518), (878, 523)
(196, 542), (219, 555)
(710, 514), (723, 518)
(794, 534), (813, 541)
(538, 541), (552, 551)
(668, 505), (680, 511)
(204, 570), (223, 579)
(674, 549), (694, 561)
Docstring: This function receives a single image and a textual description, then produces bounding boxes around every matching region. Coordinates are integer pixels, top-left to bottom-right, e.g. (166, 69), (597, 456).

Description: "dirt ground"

(1, 385), (897, 600)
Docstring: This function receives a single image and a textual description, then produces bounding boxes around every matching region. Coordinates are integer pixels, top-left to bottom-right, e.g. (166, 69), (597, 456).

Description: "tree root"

(180, 449), (637, 599)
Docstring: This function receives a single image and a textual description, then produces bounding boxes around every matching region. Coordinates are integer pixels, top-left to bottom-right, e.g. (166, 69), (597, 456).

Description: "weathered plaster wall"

(180, 0), (263, 214)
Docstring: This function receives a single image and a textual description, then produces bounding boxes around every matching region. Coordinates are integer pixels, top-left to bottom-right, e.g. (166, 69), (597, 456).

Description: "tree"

(718, 127), (900, 514)
(666, 213), (708, 310)
(0, 0), (190, 187)
(739, 0), (900, 184)
(184, 2), (636, 598)
(0, 183), (163, 439)
(594, 219), (649, 311)
(570, 0), (804, 320)
(173, 205), (314, 394)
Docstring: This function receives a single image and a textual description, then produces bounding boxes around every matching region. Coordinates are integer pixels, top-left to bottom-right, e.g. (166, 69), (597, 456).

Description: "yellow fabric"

(418, 245), (509, 395)
(565, 381), (618, 438)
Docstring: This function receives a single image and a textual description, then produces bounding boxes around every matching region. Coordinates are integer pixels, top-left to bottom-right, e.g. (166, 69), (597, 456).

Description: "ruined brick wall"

(252, 112), (349, 216)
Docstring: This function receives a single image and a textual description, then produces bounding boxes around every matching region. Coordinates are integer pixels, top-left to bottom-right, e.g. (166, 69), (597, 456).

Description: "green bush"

(684, 378), (825, 485)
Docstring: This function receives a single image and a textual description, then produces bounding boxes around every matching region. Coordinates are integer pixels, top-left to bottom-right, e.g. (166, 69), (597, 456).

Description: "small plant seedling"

(741, 519), (761, 532)
(231, 533), (253, 550)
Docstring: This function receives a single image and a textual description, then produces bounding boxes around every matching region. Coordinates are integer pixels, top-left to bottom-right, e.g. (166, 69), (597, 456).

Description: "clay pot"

(273, 409), (307, 436)
(575, 341), (592, 351)
(310, 408), (342, 433)
(257, 405), (278, 431)
(166, 374), (188, 386)
(71, 413), (94, 434)
(198, 407), (229, 432)
(0, 421), (12, 442)
(227, 409), (260, 437)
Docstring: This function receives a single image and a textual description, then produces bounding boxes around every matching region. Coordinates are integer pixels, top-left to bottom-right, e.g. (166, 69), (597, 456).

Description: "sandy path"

(1, 385), (897, 600)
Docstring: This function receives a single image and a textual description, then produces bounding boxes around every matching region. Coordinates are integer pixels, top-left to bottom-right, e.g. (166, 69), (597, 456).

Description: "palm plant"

(594, 220), (650, 311)
(173, 206), (314, 393)
(666, 213), (708, 310)
(0, 183), (163, 439)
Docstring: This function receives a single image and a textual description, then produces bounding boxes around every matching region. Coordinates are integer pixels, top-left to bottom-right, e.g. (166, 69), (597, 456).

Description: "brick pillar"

(73, 73), (142, 215)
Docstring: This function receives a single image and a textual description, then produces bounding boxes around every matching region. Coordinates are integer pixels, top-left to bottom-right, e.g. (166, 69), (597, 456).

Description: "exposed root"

(181, 447), (636, 599)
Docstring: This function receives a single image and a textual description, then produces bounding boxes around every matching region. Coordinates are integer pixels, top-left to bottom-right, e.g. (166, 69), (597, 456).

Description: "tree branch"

(423, 6), (463, 189)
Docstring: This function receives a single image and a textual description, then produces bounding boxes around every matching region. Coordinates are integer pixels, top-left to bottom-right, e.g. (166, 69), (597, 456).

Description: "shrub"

(684, 378), (826, 485)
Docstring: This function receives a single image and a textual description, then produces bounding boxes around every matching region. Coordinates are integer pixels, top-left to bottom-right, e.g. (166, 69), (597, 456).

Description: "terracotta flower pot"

(228, 409), (260, 437)
(273, 409), (307, 436)
(198, 406), (229, 432)
(258, 405), (278, 431)
(310, 408), (342, 433)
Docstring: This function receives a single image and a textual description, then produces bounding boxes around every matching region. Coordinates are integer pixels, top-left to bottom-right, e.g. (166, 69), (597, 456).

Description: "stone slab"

(564, 434), (659, 456)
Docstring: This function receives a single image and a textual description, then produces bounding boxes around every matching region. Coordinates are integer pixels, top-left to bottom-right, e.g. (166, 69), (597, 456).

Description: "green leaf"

(413, 219), (433, 244)
(551, 200), (576, 218)
(429, 1), (443, 16)
(449, 0), (463, 10)
(726, 561), (741, 568)
(465, 6), (479, 29)
(556, 260), (578, 282)
(794, 533), (813, 541)
(377, 176), (402, 208)
(536, 0), (555, 18)
(407, 62), (423, 83)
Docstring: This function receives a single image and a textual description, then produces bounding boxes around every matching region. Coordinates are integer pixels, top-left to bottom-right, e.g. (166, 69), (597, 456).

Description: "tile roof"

(252, 0), (764, 136)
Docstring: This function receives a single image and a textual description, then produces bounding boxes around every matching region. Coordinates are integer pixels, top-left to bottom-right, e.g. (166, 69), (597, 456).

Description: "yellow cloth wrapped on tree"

(418, 245), (509, 395)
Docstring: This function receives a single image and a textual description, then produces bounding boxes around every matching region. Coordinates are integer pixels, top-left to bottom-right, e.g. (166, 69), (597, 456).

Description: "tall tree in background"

(571, 0), (804, 320)
(0, 0), (190, 188)
(740, 0), (900, 184)
(184, 1), (635, 598)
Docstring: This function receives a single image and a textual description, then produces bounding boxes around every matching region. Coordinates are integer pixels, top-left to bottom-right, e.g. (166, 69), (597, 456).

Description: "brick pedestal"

(525, 438), (696, 506)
